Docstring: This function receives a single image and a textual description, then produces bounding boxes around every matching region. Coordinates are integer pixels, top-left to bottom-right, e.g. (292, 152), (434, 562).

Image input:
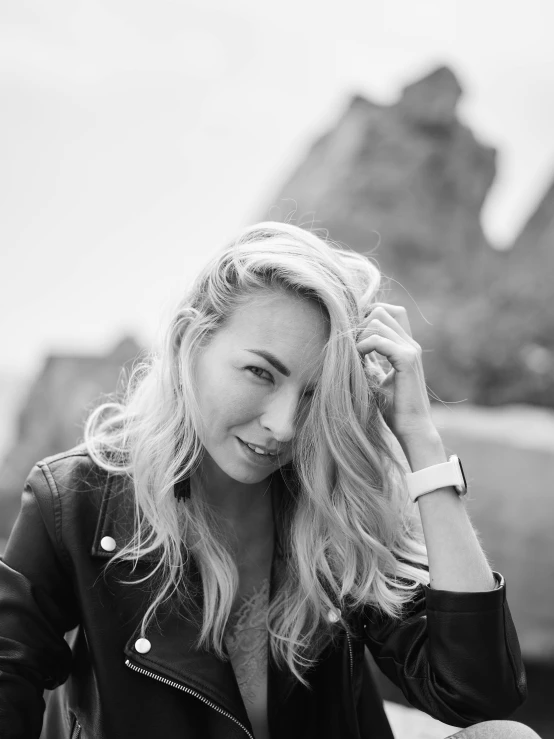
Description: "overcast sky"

(2, 0), (554, 378)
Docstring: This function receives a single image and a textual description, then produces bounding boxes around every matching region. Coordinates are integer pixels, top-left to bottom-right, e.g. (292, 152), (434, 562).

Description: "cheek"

(224, 386), (259, 420)
(203, 379), (258, 429)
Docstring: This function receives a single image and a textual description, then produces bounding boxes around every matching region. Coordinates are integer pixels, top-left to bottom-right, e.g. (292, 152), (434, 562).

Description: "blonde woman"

(0, 223), (537, 739)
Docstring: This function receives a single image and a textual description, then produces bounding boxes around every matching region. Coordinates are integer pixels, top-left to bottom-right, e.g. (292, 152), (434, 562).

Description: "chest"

(224, 558), (273, 739)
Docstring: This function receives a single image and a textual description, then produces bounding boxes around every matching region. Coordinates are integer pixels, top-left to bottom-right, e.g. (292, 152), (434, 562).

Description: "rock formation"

(0, 336), (143, 540)
(478, 177), (554, 405)
(265, 66), (496, 286)
(260, 64), (554, 408)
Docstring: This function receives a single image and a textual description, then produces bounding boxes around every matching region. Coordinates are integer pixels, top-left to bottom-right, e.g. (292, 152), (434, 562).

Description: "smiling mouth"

(240, 439), (277, 457)
(237, 438), (279, 459)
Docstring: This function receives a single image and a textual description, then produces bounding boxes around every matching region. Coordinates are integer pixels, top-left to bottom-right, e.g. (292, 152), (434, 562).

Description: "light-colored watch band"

(405, 454), (467, 503)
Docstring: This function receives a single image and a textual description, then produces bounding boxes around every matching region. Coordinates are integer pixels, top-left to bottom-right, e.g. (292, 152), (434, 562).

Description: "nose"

(260, 388), (304, 445)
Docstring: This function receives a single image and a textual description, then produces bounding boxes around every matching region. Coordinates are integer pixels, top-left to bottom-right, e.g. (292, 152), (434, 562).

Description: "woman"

(0, 223), (537, 739)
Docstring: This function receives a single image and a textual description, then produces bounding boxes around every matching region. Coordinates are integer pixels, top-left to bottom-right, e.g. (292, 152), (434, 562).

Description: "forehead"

(223, 290), (329, 363)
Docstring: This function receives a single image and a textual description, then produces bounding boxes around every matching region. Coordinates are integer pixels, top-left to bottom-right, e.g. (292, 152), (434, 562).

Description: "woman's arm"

(356, 303), (526, 722)
(0, 466), (79, 738)
(403, 431), (496, 592)
(356, 303), (497, 591)
(361, 573), (527, 727)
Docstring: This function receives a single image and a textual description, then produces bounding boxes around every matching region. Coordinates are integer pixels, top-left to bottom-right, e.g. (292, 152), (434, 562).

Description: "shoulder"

(35, 442), (103, 478)
(23, 444), (133, 561)
(25, 444), (111, 507)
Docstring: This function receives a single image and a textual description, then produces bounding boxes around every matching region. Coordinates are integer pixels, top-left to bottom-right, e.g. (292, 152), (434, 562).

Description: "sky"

(2, 0), (554, 379)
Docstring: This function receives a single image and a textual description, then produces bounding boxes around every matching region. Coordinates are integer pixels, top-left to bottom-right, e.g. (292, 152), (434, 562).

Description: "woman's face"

(193, 289), (329, 488)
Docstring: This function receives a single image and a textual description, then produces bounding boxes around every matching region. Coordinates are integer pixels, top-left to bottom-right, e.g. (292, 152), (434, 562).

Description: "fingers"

(356, 330), (422, 373)
(355, 303), (422, 374)
(358, 320), (401, 347)
(367, 303), (414, 341)
(357, 311), (416, 350)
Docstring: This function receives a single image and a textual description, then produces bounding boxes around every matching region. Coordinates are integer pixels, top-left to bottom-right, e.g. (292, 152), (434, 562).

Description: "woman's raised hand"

(355, 303), (437, 447)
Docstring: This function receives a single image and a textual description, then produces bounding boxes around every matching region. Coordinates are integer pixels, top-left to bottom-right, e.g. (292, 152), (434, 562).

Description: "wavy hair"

(84, 221), (428, 686)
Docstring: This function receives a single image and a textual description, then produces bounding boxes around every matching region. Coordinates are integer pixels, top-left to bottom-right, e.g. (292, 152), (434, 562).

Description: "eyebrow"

(245, 348), (319, 392)
(246, 349), (290, 377)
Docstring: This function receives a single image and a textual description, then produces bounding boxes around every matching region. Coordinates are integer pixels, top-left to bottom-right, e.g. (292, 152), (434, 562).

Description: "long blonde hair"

(84, 222), (428, 686)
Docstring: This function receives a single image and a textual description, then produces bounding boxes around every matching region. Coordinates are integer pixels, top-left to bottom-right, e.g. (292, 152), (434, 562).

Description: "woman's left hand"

(355, 303), (438, 446)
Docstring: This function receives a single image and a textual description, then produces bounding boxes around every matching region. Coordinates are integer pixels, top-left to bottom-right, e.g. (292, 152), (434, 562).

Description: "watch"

(405, 454), (468, 503)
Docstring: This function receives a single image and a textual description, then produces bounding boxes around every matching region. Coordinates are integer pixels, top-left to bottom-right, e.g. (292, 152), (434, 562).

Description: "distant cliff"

(0, 337), (143, 540)
(480, 178), (554, 405)
(261, 65), (554, 408)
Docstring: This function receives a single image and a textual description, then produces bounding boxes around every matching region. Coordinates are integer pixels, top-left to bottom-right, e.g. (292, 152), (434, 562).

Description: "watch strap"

(405, 455), (466, 502)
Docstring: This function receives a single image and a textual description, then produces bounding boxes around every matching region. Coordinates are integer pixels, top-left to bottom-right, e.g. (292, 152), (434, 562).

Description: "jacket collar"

(91, 467), (291, 561)
(90, 470), (160, 562)
(90, 468), (296, 729)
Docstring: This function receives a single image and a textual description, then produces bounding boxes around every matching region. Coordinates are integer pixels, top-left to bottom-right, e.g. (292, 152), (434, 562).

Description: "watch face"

(454, 455), (467, 494)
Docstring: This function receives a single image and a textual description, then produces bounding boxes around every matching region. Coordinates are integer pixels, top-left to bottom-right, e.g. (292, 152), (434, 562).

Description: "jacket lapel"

(122, 576), (251, 727)
(89, 470), (285, 729)
(90, 472), (159, 561)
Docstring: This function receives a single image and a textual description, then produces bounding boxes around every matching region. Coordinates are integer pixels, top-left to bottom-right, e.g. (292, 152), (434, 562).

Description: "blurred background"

(1, 1), (553, 736)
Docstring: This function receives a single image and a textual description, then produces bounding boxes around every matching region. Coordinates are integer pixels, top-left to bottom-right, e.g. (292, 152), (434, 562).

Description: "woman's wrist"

(401, 430), (496, 592)
(400, 429), (448, 472)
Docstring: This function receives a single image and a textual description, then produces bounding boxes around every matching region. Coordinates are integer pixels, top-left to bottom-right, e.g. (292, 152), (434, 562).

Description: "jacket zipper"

(346, 632), (353, 683)
(70, 716), (81, 739)
(125, 659), (255, 739)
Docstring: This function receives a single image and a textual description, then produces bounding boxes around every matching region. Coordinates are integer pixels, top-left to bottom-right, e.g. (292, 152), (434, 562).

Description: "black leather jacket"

(0, 448), (527, 739)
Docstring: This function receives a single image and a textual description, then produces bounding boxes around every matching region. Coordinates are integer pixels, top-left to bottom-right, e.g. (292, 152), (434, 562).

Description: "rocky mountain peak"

(397, 65), (463, 126)
(260, 64), (553, 409)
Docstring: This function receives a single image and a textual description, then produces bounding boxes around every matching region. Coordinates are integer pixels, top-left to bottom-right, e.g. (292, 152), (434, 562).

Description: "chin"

(209, 452), (265, 484)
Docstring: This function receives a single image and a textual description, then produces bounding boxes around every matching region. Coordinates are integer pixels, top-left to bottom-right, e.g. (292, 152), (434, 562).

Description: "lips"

(237, 437), (279, 464)
(239, 439), (277, 456)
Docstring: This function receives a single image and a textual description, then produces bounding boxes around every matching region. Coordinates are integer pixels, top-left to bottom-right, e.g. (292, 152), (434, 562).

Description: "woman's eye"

(247, 366), (272, 382)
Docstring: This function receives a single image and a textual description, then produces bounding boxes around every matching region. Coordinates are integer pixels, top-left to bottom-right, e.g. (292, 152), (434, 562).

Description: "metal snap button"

(134, 638), (151, 654)
(100, 536), (116, 552)
(327, 608), (341, 623)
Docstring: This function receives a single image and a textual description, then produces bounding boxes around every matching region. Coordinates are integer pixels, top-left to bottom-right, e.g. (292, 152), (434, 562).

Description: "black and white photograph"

(0, 2), (553, 738)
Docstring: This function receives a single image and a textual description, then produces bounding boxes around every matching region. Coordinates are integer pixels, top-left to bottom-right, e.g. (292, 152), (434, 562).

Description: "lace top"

(224, 577), (270, 739)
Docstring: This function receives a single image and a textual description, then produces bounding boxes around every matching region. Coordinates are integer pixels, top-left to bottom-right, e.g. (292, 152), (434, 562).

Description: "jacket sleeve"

(0, 464), (80, 739)
(361, 572), (527, 728)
